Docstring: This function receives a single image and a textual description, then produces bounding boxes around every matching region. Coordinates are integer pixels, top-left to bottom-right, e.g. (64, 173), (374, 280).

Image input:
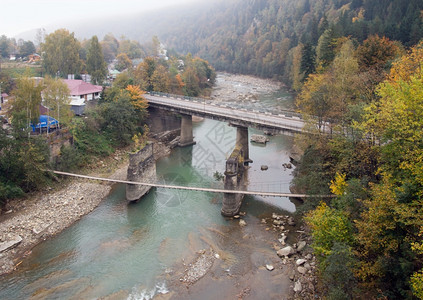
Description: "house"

(62, 79), (102, 115)
(28, 53), (41, 63)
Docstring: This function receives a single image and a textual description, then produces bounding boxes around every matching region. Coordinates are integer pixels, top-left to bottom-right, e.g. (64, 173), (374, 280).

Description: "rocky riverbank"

(0, 141), (171, 277)
(210, 72), (283, 102)
(164, 211), (318, 300)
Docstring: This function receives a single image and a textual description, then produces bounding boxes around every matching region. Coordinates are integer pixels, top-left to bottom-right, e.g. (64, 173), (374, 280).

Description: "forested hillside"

(157, 0), (423, 85)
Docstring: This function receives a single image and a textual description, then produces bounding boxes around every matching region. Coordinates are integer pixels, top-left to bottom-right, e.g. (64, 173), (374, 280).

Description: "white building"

(62, 79), (102, 115)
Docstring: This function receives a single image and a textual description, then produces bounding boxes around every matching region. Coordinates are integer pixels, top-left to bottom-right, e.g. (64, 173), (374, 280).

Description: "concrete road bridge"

(143, 92), (312, 215)
(51, 95), (331, 216)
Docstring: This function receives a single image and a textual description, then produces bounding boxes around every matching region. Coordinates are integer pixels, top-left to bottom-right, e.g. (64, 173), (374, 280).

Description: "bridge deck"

(145, 94), (305, 133)
(52, 171), (333, 199)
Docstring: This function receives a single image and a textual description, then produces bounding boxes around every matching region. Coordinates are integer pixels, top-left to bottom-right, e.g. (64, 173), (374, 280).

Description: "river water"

(0, 79), (299, 299)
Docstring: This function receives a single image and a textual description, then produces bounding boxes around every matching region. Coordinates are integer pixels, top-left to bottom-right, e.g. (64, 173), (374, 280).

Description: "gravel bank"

(210, 72), (282, 102)
(0, 141), (170, 276)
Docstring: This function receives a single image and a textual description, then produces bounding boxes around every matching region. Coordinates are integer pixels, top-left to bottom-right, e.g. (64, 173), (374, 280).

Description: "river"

(0, 75), (300, 299)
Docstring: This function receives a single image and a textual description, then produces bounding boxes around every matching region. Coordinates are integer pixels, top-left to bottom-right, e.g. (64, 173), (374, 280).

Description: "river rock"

(287, 217), (295, 226)
(296, 259), (306, 266)
(251, 134), (269, 144)
(297, 266), (307, 274)
(277, 246), (294, 257)
(278, 234), (287, 245)
(296, 241), (307, 252)
(282, 163), (292, 169)
(294, 281), (302, 292)
(261, 165), (268, 171)
(273, 219), (283, 225)
(272, 213), (282, 219)
(0, 235), (22, 253)
(266, 264), (274, 271)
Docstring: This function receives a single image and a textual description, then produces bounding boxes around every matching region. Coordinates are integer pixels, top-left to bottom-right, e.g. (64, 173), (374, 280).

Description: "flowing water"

(0, 82), (299, 299)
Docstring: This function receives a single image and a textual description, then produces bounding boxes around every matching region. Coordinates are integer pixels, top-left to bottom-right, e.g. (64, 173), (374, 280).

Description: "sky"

(1, 0), (197, 38)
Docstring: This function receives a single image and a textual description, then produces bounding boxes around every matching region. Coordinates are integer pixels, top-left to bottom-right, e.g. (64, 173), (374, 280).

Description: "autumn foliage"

(296, 39), (423, 298)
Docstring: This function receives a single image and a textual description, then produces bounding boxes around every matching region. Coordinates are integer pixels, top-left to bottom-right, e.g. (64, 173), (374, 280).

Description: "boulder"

(297, 266), (307, 274)
(296, 241), (307, 252)
(0, 235), (22, 253)
(251, 134), (269, 144)
(294, 281), (302, 292)
(273, 219), (283, 225)
(296, 259), (306, 266)
(277, 246), (294, 257)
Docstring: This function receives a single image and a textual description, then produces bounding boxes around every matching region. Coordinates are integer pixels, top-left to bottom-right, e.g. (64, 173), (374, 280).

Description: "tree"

(118, 37), (144, 59)
(182, 66), (200, 96)
(100, 93), (139, 146)
(297, 40), (362, 132)
(364, 41), (423, 184)
(0, 35), (10, 58)
(356, 35), (401, 72)
(19, 41), (36, 58)
(300, 42), (316, 80)
(357, 41), (423, 298)
(11, 76), (44, 129)
(101, 33), (119, 63)
(151, 65), (171, 92)
(115, 53), (132, 71)
(297, 72), (331, 132)
(134, 57), (156, 91)
(42, 76), (73, 127)
(86, 35), (107, 85)
(41, 29), (81, 77)
(305, 202), (354, 259)
(316, 28), (336, 69)
(125, 84), (148, 120)
(35, 28), (46, 51)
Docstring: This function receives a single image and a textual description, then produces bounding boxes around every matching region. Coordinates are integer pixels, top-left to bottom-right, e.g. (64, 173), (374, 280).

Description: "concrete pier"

(236, 126), (252, 164)
(126, 143), (156, 201)
(221, 145), (246, 217)
(179, 114), (196, 147)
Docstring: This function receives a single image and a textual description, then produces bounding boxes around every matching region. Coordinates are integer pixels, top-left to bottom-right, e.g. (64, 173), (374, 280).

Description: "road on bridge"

(145, 94), (305, 133)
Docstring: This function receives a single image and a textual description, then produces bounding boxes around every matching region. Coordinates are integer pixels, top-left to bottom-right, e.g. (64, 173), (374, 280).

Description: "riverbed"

(0, 73), (316, 299)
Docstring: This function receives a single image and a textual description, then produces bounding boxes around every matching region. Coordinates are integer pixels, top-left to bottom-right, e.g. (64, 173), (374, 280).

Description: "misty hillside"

(78, 0), (422, 79)
(21, 0), (423, 82)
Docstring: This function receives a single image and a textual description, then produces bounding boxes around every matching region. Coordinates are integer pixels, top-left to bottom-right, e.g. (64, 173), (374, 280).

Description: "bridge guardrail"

(148, 91), (303, 120)
(147, 95), (304, 132)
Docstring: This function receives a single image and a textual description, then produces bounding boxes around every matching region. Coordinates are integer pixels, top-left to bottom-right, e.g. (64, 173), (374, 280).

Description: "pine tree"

(86, 35), (107, 85)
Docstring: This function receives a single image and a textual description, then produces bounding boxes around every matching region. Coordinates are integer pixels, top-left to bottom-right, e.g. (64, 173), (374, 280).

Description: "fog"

(1, 0), (203, 38)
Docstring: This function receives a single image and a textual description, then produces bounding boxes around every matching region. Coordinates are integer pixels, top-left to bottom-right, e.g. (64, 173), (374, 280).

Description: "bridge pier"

(179, 114), (196, 147)
(221, 145), (246, 217)
(236, 126), (252, 164)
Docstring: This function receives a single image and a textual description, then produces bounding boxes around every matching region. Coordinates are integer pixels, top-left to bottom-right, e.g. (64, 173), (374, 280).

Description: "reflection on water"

(0, 115), (298, 299)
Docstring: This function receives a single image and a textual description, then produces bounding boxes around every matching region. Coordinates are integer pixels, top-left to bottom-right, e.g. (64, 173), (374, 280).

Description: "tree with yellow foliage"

(124, 85), (148, 120)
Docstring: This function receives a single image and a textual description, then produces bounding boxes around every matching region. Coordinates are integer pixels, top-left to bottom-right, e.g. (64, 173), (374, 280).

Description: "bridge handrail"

(51, 170), (335, 198)
(147, 96), (304, 132)
(148, 91), (303, 120)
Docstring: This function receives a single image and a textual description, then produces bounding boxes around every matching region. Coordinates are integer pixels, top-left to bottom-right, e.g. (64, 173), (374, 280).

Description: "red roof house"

(62, 79), (103, 115)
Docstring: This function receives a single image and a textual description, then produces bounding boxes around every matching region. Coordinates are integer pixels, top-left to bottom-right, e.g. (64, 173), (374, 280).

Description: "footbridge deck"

(52, 170), (333, 199)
